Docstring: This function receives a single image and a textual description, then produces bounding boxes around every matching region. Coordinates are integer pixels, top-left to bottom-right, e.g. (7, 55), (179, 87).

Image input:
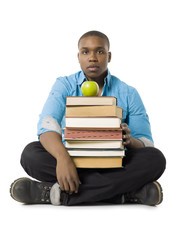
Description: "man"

(10, 31), (166, 206)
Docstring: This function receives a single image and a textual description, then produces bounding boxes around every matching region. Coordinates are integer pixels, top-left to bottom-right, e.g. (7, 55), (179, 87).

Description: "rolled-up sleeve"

(37, 78), (69, 138)
(126, 87), (154, 144)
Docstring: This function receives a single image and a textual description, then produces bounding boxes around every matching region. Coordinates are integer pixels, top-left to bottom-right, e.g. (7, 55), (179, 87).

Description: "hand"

(121, 123), (132, 146)
(56, 157), (81, 195)
(121, 123), (144, 149)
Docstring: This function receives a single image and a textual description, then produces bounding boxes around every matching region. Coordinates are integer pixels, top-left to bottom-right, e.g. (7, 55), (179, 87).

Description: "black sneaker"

(123, 181), (163, 206)
(10, 177), (61, 205)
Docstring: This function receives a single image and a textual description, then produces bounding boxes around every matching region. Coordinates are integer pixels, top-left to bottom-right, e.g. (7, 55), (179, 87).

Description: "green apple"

(81, 81), (99, 96)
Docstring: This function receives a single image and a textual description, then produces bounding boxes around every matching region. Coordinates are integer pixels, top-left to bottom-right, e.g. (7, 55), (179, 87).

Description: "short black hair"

(78, 30), (110, 50)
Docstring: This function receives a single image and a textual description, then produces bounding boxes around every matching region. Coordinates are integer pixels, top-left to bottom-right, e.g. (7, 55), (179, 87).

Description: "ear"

(108, 52), (111, 63)
(77, 52), (80, 62)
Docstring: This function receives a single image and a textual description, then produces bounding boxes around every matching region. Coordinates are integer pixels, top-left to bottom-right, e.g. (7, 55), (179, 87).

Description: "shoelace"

(124, 192), (141, 204)
(40, 185), (52, 203)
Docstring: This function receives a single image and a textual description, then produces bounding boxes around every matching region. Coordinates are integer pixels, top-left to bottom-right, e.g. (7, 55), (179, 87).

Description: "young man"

(10, 31), (166, 206)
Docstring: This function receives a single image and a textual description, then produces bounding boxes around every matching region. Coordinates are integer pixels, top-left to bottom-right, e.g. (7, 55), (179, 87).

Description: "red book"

(64, 128), (123, 140)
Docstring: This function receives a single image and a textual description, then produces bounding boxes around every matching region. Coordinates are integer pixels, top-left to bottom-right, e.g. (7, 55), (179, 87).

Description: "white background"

(0, 0), (180, 239)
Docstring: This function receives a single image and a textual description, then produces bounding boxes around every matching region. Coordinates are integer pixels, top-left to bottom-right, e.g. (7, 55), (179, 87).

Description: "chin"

(87, 73), (101, 80)
(87, 69), (102, 76)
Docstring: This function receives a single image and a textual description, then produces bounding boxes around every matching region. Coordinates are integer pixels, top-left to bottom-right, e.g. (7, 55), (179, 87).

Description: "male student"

(10, 30), (166, 206)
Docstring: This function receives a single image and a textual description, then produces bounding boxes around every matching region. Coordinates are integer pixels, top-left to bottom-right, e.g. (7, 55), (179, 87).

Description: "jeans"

(20, 141), (166, 206)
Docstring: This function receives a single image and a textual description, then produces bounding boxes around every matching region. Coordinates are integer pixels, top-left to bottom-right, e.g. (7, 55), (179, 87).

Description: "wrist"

(127, 136), (144, 149)
(56, 151), (71, 164)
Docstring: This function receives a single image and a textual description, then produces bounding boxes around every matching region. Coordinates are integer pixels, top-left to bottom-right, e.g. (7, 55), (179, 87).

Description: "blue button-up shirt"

(37, 70), (153, 146)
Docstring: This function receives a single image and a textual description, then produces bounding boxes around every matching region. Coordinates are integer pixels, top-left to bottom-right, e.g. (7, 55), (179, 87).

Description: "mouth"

(87, 65), (100, 72)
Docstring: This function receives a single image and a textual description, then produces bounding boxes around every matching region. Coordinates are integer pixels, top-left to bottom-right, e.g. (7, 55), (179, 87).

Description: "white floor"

(2, 161), (179, 240)
(1, 132), (179, 240)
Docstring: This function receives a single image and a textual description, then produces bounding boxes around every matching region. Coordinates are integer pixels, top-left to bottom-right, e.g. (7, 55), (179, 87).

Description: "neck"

(85, 70), (108, 88)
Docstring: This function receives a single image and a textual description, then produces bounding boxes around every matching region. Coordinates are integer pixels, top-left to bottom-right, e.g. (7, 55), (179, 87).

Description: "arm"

(40, 131), (81, 194)
(37, 77), (81, 194)
(124, 87), (154, 148)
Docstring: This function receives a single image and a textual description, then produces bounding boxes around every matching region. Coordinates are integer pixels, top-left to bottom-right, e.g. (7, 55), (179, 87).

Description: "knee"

(20, 141), (41, 173)
(144, 147), (166, 172)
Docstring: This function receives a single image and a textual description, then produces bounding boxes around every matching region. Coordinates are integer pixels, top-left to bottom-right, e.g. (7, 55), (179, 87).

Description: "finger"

(69, 181), (76, 194)
(121, 123), (128, 128)
(123, 134), (127, 139)
(74, 179), (81, 193)
(124, 138), (130, 144)
(123, 139), (130, 145)
(58, 179), (65, 191)
(123, 134), (129, 141)
(63, 180), (70, 193)
(121, 123), (130, 130)
(122, 126), (130, 133)
(122, 128), (128, 136)
(124, 133), (131, 139)
(123, 135), (131, 145)
(123, 134), (130, 144)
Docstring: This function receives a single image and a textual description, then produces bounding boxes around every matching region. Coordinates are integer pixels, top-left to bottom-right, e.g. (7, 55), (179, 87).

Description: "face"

(78, 36), (111, 82)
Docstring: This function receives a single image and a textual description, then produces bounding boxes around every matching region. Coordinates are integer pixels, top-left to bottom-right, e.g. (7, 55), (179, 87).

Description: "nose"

(89, 51), (98, 62)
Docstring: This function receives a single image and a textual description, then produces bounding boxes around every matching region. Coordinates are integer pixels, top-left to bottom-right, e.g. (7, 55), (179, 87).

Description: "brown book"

(72, 156), (123, 168)
(66, 105), (123, 118)
(64, 128), (123, 140)
(66, 96), (117, 106)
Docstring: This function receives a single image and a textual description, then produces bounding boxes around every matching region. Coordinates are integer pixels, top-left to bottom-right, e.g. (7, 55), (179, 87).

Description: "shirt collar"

(77, 69), (112, 87)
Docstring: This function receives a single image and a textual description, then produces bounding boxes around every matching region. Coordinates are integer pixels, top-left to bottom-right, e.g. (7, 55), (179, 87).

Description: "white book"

(65, 117), (121, 128)
(66, 96), (117, 106)
(67, 149), (125, 157)
(65, 140), (124, 149)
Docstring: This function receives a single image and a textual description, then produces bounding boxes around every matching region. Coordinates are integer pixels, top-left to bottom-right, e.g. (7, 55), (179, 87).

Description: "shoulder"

(56, 71), (80, 87)
(111, 74), (137, 95)
(52, 71), (81, 93)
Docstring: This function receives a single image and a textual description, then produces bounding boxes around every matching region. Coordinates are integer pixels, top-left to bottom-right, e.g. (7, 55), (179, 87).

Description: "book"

(67, 149), (125, 157)
(65, 117), (122, 128)
(64, 128), (123, 140)
(66, 96), (117, 106)
(72, 156), (123, 168)
(65, 140), (124, 149)
(65, 105), (123, 118)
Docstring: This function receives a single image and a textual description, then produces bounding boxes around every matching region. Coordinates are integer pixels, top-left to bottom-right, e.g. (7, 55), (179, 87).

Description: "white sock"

(50, 183), (61, 206)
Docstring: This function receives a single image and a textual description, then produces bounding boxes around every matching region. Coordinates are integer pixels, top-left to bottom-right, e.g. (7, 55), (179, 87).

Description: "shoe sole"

(10, 177), (31, 203)
(153, 181), (163, 205)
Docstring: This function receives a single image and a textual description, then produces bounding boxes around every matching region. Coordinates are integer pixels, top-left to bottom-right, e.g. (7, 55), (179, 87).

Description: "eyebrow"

(80, 46), (106, 50)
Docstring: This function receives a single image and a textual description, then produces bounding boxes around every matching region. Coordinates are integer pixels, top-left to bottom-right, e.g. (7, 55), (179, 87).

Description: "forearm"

(40, 131), (81, 193)
(39, 131), (70, 163)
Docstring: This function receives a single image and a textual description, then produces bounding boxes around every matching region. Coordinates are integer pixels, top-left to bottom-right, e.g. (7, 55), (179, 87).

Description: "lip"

(87, 65), (99, 71)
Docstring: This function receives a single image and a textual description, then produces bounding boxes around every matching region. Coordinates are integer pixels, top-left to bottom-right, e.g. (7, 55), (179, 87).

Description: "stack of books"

(64, 96), (125, 168)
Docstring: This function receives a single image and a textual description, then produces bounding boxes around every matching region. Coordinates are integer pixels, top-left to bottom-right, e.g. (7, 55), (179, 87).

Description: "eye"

(97, 50), (104, 54)
(82, 51), (88, 55)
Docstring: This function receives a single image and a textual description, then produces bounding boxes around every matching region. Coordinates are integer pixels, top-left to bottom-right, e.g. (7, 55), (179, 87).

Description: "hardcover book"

(65, 117), (122, 128)
(65, 140), (124, 149)
(67, 149), (125, 157)
(72, 157), (123, 168)
(65, 105), (123, 118)
(64, 128), (123, 140)
(66, 96), (117, 106)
